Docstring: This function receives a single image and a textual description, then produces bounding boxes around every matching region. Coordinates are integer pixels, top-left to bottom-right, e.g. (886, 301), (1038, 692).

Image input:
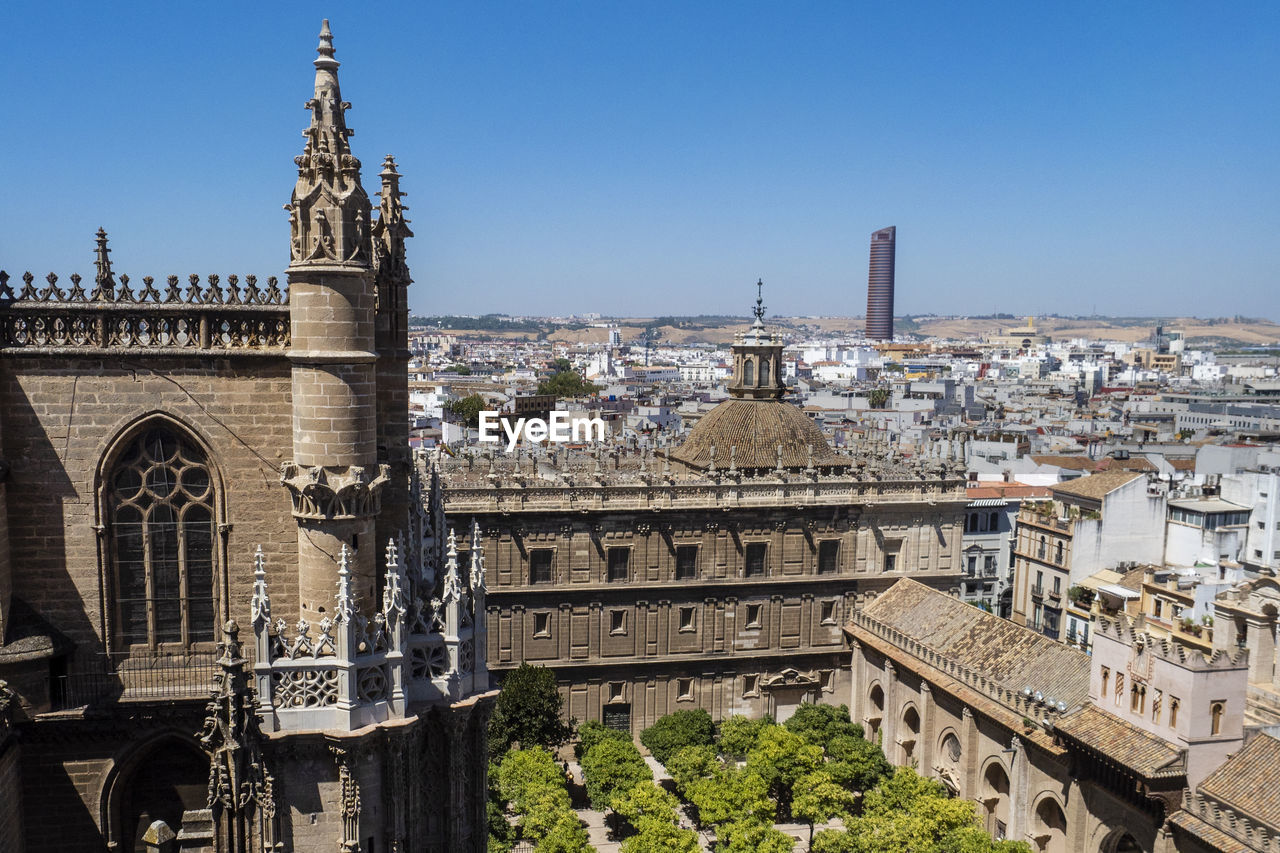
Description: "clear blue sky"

(3, 2), (1277, 319)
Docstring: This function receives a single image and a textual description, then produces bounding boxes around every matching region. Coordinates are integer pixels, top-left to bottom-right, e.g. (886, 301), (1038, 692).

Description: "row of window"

(1100, 666), (1226, 733)
(603, 669), (836, 705)
(527, 540), (842, 584)
(965, 511), (1002, 533)
(528, 600), (842, 640)
(1170, 507), (1251, 529)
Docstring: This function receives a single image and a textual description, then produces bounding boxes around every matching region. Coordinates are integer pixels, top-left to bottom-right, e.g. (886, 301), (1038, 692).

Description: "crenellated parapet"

(1095, 614), (1249, 669)
(0, 236), (289, 355)
(279, 461), (391, 520)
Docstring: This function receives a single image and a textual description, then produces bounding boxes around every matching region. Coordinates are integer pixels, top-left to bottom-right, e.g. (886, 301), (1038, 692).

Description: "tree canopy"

(488, 663), (575, 758)
(639, 708), (715, 765)
(579, 737), (652, 812)
(537, 366), (600, 398)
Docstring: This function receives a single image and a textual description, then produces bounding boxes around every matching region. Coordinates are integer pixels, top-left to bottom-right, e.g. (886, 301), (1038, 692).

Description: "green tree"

(791, 770), (856, 844)
(610, 781), (680, 832)
(620, 820), (700, 853)
(640, 708), (715, 765)
(716, 715), (773, 758)
(745, 726), (823, 817)
(783, 704), (863, 749)
(497, 747), (564, 812)
(580, 737), (653, 811)
(489, 663), (575, 758)
(687, 766), (775, 828)
(522, 785), (575, 840)
(537, 368), (600, 398)
(534, 813), (592, 853)
(442, 363), (472, 374)
(552, 357), (573, 372)
(716, 818), (796, 853)
(447, 393), (486, 428)
(823, 735), (891, 794)
(665, 744), (718, 797)
(575, 719), (630, 760)
(487, 799), (516, 852)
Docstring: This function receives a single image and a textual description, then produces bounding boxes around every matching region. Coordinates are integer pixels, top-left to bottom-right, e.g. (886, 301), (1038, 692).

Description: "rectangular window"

(675, 545), (699, 580)
(607, 547), (630, 582)
(609, 610), (626, 635)
(607, 682), (625, 702)
(1170, 697), (1180, 727)
(530, 549), (553, 585)
(967, 555), (978, 575)
(1154, 599), (1163, 617)
(818, 540), (840, 574)
(883, 553), (897, 572)
(984, 555), (997, 573)
(677, 678), (694, 701)
(1052, 576), (1061, 594)
(533, 612), (551, 638)
(745, 543), (767, 577)
(820, 600), (837, 625)
(742, 674), (759, 697)
(679, 606), (696, 632)
(745, 603), (762, 628)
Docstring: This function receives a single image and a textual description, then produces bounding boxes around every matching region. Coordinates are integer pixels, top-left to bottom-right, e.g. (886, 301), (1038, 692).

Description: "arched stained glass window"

(743, 359), (755, 386)
(109, 427), (216, 650)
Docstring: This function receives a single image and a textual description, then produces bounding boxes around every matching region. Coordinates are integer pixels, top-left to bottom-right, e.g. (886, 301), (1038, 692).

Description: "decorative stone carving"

(279, 462), (390, 519)
(286, 21), (372, 271)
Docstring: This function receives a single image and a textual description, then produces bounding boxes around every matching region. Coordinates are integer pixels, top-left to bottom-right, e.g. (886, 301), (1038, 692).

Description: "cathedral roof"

(860, 578), (1091, 711)
(1054, 705), (1185, 780)
(668, 397), (848, 472)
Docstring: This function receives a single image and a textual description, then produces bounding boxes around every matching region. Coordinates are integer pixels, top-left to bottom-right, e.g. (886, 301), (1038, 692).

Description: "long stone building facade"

(443, 297), (969, 734)
(846, 577), (1274, 853)
(0, 22), (491, 853)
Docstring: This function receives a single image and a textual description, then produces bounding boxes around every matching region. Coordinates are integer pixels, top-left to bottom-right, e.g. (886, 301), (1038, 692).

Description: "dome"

(669, 398), (848, 472)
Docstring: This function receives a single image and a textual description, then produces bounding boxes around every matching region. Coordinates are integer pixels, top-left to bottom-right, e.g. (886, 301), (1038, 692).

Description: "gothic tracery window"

(109, 427), (216, 650)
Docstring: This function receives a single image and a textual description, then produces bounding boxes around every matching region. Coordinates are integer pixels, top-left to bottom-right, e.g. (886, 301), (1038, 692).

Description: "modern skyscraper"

(865, 226), (896, 341)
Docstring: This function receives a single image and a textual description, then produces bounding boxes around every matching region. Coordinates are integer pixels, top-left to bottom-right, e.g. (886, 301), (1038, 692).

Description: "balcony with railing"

(52, 651), (220, 710)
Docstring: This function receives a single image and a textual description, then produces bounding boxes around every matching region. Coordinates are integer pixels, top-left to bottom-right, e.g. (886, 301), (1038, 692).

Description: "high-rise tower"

(865, 226), (896, 342)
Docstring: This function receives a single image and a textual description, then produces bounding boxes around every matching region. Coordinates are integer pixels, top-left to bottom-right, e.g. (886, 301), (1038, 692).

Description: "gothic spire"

(286, 19), (372, 269)
(93, 228), (116, 299)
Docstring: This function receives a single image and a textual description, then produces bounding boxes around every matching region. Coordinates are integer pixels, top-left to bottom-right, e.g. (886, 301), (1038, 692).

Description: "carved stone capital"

(279, 462), (390, 520)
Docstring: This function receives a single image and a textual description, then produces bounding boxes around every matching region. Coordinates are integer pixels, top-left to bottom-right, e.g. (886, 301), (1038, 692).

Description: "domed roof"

(670, 398), (848, 472)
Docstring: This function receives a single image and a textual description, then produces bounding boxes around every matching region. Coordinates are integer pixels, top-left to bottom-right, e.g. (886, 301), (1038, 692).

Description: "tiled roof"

(670, 398), (848, 471)
(1030, 454), (1096, 470)
(862, 579), (1090, 710)
(1051, 470), (1143, 500)
(1054, 705), (1184, 780)
(1165, 810), (1250, 851)
(1198, 733), (1280, 831)
(1095, 456), (1157, 472)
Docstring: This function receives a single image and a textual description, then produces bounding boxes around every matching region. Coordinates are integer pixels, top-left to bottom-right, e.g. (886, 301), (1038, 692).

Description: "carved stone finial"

(753, 278), (766, 324)
(287, 19), (371, 270)
(93, 227), (116, 299)
(335, 544), (354, 622)
(250, 546), (271, 624)
(382, 537), (405, 622)
(442, 529), (462, 604)
(469, 519), (486, 593)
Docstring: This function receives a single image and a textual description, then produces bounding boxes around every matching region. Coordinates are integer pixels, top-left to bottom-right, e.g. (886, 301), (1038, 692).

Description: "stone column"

(1008, 735), (1027, 843)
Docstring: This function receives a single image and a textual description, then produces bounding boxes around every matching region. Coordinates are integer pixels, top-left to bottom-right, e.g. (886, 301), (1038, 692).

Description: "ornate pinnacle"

(93, 228), (116, 299)
(335, 544), (354, 622)
(442, 529), (462, 604)
(753, 278), (766, 324)
(250, 546), (271, 624)
(382, 537), (405, 620)
(287, 19), (371, 269)
(469, 520), (486, 593)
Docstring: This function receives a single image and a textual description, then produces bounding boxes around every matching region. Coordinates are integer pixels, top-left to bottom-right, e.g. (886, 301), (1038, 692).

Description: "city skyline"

(3, 2), (1278, 319)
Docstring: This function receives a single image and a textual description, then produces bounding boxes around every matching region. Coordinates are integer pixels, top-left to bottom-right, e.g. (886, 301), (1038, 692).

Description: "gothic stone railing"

(0, 272), (289, 355)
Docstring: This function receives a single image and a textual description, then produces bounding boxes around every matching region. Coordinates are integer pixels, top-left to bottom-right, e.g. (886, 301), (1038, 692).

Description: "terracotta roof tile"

(1198, 733), (1280, 831)
(1051, 470), (1144, 500)
(862, 579), (1090, 709)
(1054, 705), (1184, 779)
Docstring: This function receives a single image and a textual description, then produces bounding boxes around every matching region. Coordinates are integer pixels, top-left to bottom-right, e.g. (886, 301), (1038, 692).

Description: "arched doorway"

(1033, 796), (1067, 853)
(105, 734), (209, 852)
(1101, 829), (1143, 853)
(980, 761), (1010, 839)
